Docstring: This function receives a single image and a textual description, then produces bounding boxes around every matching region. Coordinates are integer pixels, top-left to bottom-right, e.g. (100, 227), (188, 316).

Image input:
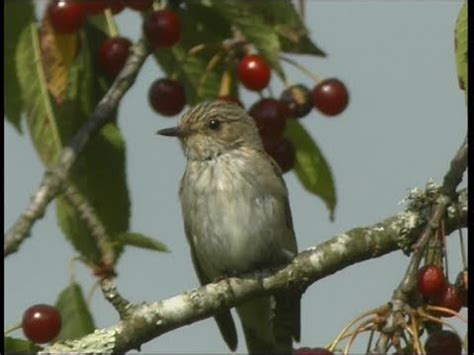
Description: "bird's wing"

(184, 220), (238, 351)
(260, 151), (301, 345)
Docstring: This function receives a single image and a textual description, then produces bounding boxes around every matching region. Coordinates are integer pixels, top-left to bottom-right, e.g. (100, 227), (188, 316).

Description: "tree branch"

(39, 188), (467, 354)
(392, 136), (467, 303)
(4, 39), (150, 257)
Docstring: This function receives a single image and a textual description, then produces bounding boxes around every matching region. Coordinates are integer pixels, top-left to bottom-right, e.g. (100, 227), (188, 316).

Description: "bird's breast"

(180, 153), (289, 279)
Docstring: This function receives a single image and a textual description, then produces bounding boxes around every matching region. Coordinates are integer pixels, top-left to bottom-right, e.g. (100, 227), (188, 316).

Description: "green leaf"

(55, 22), (130, 265)
(4, 336), (42, 353)
(55, 282), (95, 341)
(209, 0), (285, 78)
(153, 4), (237, 104)
(285, 120), (337, 220)
(245, 0), (326, 56)
(4, 0), (35, 133)
(454, 1), (467, 96)
(16, 24), (63, 165)
(117, 232), (170, 253)
(17, 20), (130, 265)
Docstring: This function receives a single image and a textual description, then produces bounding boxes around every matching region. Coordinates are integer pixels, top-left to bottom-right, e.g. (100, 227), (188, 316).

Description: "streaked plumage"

(158, 101), (300, 354)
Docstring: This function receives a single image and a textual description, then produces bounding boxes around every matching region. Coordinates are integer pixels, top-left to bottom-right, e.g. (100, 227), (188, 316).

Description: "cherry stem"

(198, 51), (224, 96)
(409, 312), (423, 354)
(280, 55), (322, 83)
(218, 70), (232, 97)
(425, 305), (467, 323)
(4, 322), (22, 335)
(418, 309), (465, 330)
(68, 255), (91, 284)
(365, 327), (375, 354)
(342, 319), (374, 355)
(86, 279), (101, 306)
(104, 8), (118, 38)
(327, 304), (389, 351)
(187, 43), (208, 57)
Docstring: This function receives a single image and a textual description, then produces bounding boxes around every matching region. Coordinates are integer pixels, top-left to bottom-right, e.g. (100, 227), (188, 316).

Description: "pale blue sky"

(5, 1), (467, 353)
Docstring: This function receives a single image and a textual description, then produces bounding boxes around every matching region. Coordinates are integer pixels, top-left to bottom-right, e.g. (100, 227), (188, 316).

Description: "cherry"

(47, 0), (87, 34)
(431, 284), (463, 316)
(249, 98), (287, 140)
(280, 84), (312, 119)
(82, 0), (107, 15)
(455, 269), (467, 307)
(143, 9), (181, 48)
(293, 347), (333, 355)
(98, 37), (131, 79)
(312, 78), (349, 116)
(217, 96), (244, 108)
(424, 330), (462, 355)
(238, 55), (271, 91)
(417, 265), (446, 298)
(124, 0), (153, 11)
(149, 78), (186, 116)
(22, 304), (62, 344)
(264, 138), (295, 173)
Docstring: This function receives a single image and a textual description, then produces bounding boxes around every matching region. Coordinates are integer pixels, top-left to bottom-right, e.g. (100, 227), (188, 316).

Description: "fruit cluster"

(150, 53), (349, 174)
(47, 0), (157, 35)
(47, 1), (182, 80)
(417, 264), (467, 316)
(46, 1), (349, 173)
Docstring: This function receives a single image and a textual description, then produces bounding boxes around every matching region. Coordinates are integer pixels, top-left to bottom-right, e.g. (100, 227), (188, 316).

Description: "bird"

(157, 100), (300, 354)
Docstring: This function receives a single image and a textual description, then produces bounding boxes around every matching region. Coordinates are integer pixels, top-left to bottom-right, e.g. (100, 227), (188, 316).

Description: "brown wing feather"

(259, 150), (301, 346)
(184, 221), (238, 351)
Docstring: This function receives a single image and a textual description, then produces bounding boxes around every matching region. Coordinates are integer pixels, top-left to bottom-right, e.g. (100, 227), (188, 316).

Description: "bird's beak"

(156, 126), (184, 137)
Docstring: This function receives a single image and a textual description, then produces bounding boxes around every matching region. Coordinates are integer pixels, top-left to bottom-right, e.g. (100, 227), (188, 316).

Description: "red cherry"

(238, 55), (271, 91)
(264, 138), (295, 173)
(217, 96), (244, 108)
(249, 98), (287, 140)
(98, 37), (132, 79)
(82, 0), (107, 15)
(107, 0), (125, 14)
(149, 78), (186, 116)
(293, 347), (334, 355)
(312, 78), (349, 116)
(424, 330), (462, 355)
(431, 284), (463, 316)
(143, 9), (182, 48)
(417, 265), (446, 298)
(22, 304), (62, 344)
(47, 0), (87, 34)
(124, 0), (153, 11)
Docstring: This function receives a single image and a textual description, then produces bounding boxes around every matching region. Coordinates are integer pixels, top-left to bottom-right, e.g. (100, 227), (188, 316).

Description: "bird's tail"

(237, 293), (299, 355)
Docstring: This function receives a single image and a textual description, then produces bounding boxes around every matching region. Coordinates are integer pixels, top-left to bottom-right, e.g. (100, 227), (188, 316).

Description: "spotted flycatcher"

(158, 100), (300, 354)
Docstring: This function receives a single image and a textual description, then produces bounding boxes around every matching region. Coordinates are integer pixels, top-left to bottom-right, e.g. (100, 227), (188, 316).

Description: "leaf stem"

(280, 55), (322, 83)
(104, 8), (118, 38)
(4, 322), (22, 335)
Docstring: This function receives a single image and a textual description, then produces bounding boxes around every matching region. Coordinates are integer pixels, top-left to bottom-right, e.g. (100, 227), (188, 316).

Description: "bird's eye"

(208, 119), (221, 130)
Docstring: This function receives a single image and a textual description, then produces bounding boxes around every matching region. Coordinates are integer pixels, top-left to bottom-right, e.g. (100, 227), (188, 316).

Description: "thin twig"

(100, 278), (132, 320)
(62, 181), (116, 267)
(4, 39), (150, 257)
